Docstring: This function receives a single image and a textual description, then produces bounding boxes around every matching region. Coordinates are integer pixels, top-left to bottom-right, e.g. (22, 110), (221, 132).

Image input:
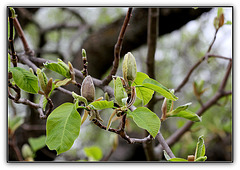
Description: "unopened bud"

(81, 75), (95, 102)
(114, 77), (127, 106)
(37, 68), (48, 92)
(21, 144), (33, 160)
(82, 49), (87, 58)
(122, 52), (137, 86)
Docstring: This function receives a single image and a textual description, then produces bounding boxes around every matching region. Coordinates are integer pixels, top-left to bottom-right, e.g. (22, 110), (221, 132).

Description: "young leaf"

(8, 116), (24, 134)
(43, 61), (71, 78)
(72, 92), (88, 106)
(163, 150), (171, 161)
(142, 78), (178, 101)
(55, 78), (71, 87)
(167, 109), (201, 122)
(89, 100), (114, 110)
(225, 20), (232, 25)
(84, 146), (103, 161)
(46, 103), (81, 155)
(195, 156), (207, 162)
(132, 72), (154, 105)
(168, 158), (188, 162)
(28, 135), (46, 152)
(9, 67), (39, 94)
(128, 107), (160, 137)
(195, 135), (206, 160)
(114, 77), (127, 106)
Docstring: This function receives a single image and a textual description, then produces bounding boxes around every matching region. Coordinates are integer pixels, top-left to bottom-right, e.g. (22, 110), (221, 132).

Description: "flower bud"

(122, 52), (137, 86)
(81, 75), (95, 102)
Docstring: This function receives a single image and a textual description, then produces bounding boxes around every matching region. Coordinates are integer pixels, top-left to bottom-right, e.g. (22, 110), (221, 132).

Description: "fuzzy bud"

(81, 75), (95, 102)
(122, 52), (137, 86)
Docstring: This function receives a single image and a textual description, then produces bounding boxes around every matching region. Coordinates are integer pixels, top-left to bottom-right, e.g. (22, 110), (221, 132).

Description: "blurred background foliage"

(8, 7), (232, 161)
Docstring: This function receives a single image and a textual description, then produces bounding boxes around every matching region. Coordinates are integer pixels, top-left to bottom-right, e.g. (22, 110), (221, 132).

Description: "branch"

(146, 8), (159, 79)
(144, 8), (159, 161)
(8, 8), (18, 67)
(92, 118), (153, 144)
(13, 17), (33, 55)
(207, 28), (219, 53)
(156, 132), (175, 158)
(102, 8), (133, 85)
(166, 60), (232, 148)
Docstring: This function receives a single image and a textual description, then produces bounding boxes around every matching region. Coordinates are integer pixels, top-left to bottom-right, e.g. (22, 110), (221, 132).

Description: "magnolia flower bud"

(122, 52), (137, 86)
(81, 75), (95, 102)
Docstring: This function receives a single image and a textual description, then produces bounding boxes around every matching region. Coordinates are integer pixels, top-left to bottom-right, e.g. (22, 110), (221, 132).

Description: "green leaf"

(9, 67), (39, 94)
(46, 103), (81, 155)
(171, 102), (192, 113)
(195, 156), (207, 162)
(89, 100), (114, 110)
(167, 108), (201, 122)
(132, 72), (154, 105)
(142, 78), (178, 101)
(8, 116), (24, 133)
(195, 135), (206, 159)
(84, 146), (103, 161)
(55, 78), (71, 87)
(128, 107), (160, 137)
(168, 158), (188, 162)
(114, 77), (127, 106)
(43, 61), (71, 78)
(28, 135), (46, 152)
(225, 20), (232, 25)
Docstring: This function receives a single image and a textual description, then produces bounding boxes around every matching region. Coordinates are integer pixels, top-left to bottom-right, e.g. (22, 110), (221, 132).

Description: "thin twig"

(92, 118), (153, 144)
(13, 17), (33, 55)
(8, 8), (18, 67)
(102, 8), (133, 85)
(9, 134), (23, 161)
(207, 28), (219, 53)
